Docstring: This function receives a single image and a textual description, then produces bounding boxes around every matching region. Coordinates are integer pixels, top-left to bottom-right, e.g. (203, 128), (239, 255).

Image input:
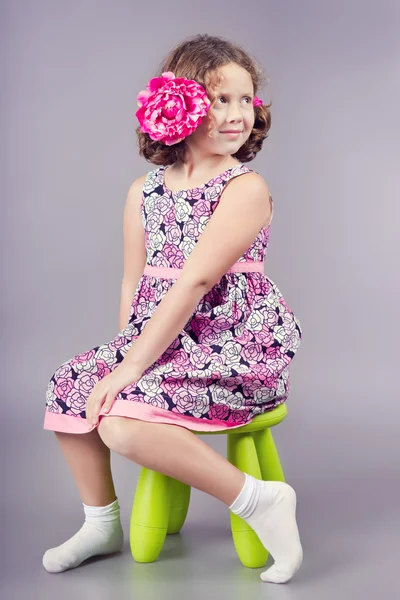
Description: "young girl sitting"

(43, 33), (303, 584)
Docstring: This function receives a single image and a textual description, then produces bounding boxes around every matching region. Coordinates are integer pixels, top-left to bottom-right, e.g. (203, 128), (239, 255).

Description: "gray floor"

(3, 416), (400, 600)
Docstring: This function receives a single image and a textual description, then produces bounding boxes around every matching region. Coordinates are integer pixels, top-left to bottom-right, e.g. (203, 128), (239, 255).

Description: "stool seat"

(130, 403), (288, 568)
(197, 403), (287, 435)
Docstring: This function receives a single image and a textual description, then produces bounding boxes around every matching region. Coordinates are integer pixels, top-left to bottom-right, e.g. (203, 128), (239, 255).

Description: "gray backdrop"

(2, 0), (399, 598)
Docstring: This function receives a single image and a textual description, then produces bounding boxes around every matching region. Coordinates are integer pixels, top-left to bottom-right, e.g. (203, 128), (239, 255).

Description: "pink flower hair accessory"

(253, 96), (263, 107)
(136, 71), (211, 146)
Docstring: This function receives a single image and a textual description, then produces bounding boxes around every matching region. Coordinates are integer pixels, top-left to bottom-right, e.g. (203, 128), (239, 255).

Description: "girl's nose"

(226, 110), (243, 123)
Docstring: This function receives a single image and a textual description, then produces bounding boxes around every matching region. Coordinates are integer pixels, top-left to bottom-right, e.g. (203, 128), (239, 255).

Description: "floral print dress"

(44, 163), (303, 435)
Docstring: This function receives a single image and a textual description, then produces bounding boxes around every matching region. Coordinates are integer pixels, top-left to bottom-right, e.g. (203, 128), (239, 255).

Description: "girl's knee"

(97, 416), (141, 452)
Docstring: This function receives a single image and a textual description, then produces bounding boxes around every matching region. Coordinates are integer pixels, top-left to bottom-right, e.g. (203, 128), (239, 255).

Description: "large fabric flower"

(136, 71), (211, 146)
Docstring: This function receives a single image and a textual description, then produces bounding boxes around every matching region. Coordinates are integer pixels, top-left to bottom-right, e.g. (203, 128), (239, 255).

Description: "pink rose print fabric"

(44, 163), (303, 435)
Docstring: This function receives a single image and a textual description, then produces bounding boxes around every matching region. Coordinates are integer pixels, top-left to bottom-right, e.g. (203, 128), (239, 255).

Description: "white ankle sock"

(229, 473), (303, 583)
(42, 498), (124, 573)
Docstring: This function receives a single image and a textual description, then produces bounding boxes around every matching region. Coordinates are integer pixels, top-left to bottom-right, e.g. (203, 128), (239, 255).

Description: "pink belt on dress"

(143, 261), (264, 279)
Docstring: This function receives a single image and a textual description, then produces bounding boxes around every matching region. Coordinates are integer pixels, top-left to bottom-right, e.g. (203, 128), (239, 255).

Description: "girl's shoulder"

(223, 164), (271, 198)
(220, 166), (273, 228)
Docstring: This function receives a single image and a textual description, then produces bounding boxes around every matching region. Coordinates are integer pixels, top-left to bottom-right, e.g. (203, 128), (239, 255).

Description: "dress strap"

(267, 195), (274, 226)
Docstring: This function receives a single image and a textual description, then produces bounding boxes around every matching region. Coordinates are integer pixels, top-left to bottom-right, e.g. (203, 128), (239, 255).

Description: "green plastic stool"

(129, 403), (287, 568)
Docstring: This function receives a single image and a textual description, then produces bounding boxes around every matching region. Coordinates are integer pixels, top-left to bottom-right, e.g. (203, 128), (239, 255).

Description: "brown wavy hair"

(136, 34), (272, 166)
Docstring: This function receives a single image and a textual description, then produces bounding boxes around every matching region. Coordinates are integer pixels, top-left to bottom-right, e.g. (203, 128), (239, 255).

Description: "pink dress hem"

(43, 399), (253, 434)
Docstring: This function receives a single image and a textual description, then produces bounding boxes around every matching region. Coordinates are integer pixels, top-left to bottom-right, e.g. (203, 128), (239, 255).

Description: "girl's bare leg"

(99, 417), (303, 584)
(42, 429), (123, 574)
(55, 428), (117, 506)
(99, 418), (245, 504)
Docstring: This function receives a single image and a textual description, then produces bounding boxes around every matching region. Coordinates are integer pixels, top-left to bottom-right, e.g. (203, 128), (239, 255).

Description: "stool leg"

(167, 478), (191, 534)
(227, 433), (269, 568)
(253, 428), (286, 482)
(130, 467), (171, 563)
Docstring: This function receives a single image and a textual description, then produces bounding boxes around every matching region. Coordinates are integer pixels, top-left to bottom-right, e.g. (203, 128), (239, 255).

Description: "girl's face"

(186, 63), (256, 157)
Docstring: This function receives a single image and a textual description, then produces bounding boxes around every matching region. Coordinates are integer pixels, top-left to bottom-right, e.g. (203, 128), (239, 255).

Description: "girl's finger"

(103, 393), (114, 413)
(86, 395), (96, 424)
(93, 396), (106, 424)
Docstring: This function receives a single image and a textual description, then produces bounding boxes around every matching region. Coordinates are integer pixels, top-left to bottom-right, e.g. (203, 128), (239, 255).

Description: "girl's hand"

(85, 362), (142, 426)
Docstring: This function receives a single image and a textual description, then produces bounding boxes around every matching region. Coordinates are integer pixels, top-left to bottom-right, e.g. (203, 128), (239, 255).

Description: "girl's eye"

(218, 96), (252, 103)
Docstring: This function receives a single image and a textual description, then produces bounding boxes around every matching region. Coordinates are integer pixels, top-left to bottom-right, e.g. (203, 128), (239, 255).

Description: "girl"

(43, 34), (303, 583)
